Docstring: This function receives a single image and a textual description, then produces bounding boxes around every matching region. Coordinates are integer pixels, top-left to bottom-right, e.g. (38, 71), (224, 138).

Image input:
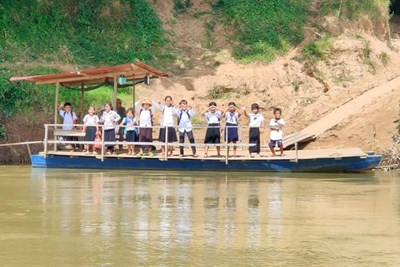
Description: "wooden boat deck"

(42, 148), (367, 161)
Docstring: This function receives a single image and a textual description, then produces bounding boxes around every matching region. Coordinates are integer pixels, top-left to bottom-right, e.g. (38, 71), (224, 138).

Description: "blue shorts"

(269, 139), (283, 147)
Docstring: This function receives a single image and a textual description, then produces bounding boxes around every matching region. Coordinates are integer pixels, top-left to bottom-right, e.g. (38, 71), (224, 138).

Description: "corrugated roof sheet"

(10, 62), (169, 86)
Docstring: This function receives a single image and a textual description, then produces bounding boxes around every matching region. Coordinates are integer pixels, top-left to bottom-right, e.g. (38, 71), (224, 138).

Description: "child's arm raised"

(242, 107), (249, 117)
(201, 107), (209, 116)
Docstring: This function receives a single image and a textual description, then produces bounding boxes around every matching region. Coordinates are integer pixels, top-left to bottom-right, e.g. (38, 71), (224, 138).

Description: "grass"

(333, 68), (354, 85)
(211, 0), (311, 62)
(205, 20), (216, 49)
(0, 0), (167, 65)
(379, 52), (390, 67)
(174, 0), (193, 14)
(207, 85), (250, 99)
(320, 0), (390, 20)
(359, 40), (376, 74)
(302, 36), (334, 61)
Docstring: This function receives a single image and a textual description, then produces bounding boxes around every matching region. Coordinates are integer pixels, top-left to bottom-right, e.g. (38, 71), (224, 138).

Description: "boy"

(176, 100), (196, 157)
(58, 102), (79, 151)
(268, 108), (285, 157)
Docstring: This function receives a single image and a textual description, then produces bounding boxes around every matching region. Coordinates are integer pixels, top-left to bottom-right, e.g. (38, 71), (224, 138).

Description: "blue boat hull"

(30, 154), (382, 172)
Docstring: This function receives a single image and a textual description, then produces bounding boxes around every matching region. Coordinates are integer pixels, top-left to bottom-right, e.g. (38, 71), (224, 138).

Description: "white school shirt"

(248, 113), (264, 127)
(269, 118), (285, 140)
(204, 111), (221, 124)
(101, 110), (121, 130)
(59, 110), (77, 130)
(139, 109), (153, 127)
(225, 111), (240, 124)
(83, 114), (99, 127)
(176, 109), (195, 133)
(160, 105), (177, 127)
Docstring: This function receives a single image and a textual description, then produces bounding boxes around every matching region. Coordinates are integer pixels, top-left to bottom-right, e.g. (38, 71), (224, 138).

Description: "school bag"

(139, 108), (153, 126)
(177, 110), (191, 125)
(94, 134), (102, 150)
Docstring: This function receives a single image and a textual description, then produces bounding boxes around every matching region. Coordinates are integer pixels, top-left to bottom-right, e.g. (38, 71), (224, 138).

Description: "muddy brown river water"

(0, 167), (399, 266)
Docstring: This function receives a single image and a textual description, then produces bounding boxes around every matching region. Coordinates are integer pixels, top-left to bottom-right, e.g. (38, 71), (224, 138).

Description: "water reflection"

(2, 168), (399, 266)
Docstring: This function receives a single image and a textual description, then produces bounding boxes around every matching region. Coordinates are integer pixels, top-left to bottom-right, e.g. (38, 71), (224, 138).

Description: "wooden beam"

(113, 76), (117, 109)
(80, 83), (85, 120)
(54, 82), (59, 125)
(34, 71), (150, 85)
(132, 81), (136, 112)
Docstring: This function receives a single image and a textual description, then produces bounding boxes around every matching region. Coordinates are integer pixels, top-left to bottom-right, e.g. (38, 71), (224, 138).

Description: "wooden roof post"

(113, 76), (117, 109)
(80, 83), (85, 121)
(132, 79), (136, 112)
(54, 82), (59, 125)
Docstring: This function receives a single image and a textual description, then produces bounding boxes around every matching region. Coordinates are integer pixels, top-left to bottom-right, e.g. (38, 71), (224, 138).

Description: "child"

(243, 103), (264, 158)
(202, 102), (223, 158)
(224, 102), (241, 157)
(269, 108), (285, 157)
(116, 99), (127, 150)
(120, 108), (138, 155)
(158, 96), (178, 156)
(138, 99), (154, 157)
(100, 102), (121, 155)
(58, 102), (79, 151)
(82, 106), (99, 155)
(176, 100), (196, 157)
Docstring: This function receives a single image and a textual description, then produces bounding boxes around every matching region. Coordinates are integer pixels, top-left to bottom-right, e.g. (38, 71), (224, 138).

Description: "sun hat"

(141, 99), (152, 107)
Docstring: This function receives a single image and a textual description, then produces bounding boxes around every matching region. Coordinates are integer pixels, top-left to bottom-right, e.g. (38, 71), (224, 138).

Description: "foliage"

(207, 85), (250, 99)
(379, 52), (389, 67)
(211, 0), (310, 62)
(359, 40), (376, 74)
(320, 0), (390, 20)
(174, 0), (193, 14)
(302, 36), (334, 61)
(0, 67), (136, 123)
(0, 0), (166, 65)
(0, 67), (57, 117)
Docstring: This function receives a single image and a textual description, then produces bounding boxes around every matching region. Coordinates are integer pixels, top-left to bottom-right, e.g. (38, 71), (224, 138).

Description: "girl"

(100, 102), (121, 155)
(224, 102), (241, 157)
(138, 99), (154, 157)
(158, 96), (178, 156)
(120, 108), (138, 155)
(202, 102), (223, 158)
(176, 100), (196, 157)
(243, 103), (264, 158)
(269, 108), (285, 157)
(82, 106), (99, 155)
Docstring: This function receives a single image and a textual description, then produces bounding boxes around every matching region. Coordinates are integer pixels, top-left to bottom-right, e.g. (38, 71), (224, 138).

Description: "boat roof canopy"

(10, 62), (169, 90)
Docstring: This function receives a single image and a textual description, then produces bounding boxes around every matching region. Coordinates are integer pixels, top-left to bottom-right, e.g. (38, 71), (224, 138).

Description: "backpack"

(177, 110), (190, 125)
(63, 111), (79, 126)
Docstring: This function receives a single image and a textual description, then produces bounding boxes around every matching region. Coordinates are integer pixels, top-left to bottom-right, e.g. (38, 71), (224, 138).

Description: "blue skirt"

(126, 130), (138, 142)
(225, 122), (238, 142)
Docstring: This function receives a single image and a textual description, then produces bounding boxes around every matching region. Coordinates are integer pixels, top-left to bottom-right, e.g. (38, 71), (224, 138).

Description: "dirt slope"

(144, 0), (400, 152)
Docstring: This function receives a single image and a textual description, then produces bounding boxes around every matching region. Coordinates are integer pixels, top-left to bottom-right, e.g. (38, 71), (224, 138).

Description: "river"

(0, 167), (399, 266)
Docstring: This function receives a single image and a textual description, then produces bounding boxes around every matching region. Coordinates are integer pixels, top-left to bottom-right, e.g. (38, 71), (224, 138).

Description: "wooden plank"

(54, 129), (85, 137)
(45, 148), (367, 160)
(283, 132), (315, 148)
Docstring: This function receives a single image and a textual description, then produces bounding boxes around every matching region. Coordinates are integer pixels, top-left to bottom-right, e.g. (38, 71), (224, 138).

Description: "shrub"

(302, 36), (333, 61)
(0, 0), (167, 65)
(213, 0), (310, 62)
